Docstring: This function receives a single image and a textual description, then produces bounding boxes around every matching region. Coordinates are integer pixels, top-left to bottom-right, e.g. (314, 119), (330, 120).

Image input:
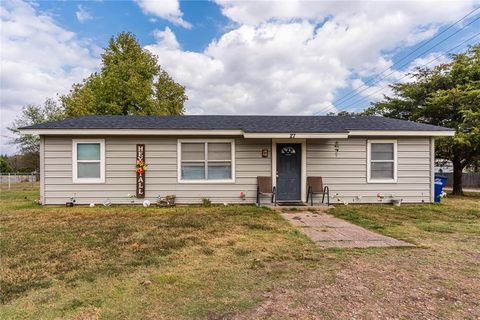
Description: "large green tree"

(365, 44), (480, 195)
(62, 32), (187, 116)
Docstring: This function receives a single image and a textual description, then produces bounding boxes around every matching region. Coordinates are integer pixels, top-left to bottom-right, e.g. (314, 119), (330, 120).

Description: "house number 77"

(290, 133), (296, 139)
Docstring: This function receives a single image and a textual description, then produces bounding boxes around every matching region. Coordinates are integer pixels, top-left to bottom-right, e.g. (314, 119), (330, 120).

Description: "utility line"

(314, 8), (480, 115)
(330, 32), (480, 114)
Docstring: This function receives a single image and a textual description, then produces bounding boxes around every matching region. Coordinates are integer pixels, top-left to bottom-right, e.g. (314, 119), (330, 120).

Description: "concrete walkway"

(281, 211), (414, 248)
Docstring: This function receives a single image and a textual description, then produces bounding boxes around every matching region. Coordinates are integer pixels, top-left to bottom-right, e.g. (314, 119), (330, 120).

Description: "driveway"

(281, 211), (414, 248)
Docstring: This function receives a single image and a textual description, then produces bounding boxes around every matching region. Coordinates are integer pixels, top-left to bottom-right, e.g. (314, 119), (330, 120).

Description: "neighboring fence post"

(8, 173), (11, 190)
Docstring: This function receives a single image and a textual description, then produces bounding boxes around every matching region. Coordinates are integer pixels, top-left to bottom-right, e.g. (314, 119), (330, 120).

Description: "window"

(178, 140), (235, 182)
(367, 140), (397, 183)
(72, 139), (105, 183)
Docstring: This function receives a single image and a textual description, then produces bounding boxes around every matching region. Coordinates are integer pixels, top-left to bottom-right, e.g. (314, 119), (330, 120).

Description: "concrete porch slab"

(281, 211), (414, 249)
(263, 203), (328, 211)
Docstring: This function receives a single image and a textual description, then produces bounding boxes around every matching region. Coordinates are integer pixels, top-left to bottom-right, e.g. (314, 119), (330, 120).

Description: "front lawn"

(1, 185), (479, 319)
(0, 185), (322, 319)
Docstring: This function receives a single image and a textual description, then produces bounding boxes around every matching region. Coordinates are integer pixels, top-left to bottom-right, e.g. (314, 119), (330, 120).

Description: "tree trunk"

(452, 159), (464, 195)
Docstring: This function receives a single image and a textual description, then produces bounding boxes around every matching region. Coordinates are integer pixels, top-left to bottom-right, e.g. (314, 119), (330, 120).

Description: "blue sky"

(1, 0), (479, 154)
(37, 0), (230, 52)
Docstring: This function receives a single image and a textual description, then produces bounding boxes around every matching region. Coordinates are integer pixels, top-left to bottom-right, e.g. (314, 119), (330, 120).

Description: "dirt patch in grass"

(237, 193), (480, 319)
(1, 187), (479, 319)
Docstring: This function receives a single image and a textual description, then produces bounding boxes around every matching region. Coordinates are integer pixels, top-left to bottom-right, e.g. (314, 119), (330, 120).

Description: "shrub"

(202, 197), (211, 207)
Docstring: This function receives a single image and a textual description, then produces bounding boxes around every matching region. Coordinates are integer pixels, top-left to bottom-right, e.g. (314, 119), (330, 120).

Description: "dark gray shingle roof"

(20, 115), (452, 133)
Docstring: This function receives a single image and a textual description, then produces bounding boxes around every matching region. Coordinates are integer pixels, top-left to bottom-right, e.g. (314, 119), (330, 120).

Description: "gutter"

(347, 130), (455, 137)
(18, 128), (455, 138)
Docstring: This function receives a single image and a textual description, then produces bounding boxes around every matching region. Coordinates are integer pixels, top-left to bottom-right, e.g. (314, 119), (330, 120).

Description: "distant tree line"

(0, 154), (39, 173)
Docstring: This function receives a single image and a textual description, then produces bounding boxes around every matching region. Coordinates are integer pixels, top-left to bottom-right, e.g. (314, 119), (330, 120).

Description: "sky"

(1, 0), (479, 155)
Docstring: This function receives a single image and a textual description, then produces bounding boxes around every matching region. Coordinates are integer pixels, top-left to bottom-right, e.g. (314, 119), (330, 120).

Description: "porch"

(258, 138), (331, 206)
(262, 202), (329, 211)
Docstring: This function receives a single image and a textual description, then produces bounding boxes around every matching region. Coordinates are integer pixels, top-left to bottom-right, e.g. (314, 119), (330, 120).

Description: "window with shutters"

(367, 140), (397, 183)
(178, 140), (235, 183)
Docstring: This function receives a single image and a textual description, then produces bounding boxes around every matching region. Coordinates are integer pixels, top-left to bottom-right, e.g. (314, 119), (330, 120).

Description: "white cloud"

(145, 1), (476, 117)
(0, 0), (99, 154)
(408, 51), (450, 69)
(136, 0), (191, 28)
(348, 51), (451, 109)
(146, 23), (349, 115)
(214, 0), (473, 27)
(152, 27), (180, 49)
(76, 5), (93, 23)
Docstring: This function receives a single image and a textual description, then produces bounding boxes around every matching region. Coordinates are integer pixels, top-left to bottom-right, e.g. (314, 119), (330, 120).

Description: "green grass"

(1, 184), (479, 319)
(0, 185), (326, 319)
(328, 193), (480, 244)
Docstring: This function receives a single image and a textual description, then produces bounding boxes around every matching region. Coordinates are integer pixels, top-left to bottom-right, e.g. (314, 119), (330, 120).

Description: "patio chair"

(256, 176), (277, 206)
(306, 176), (330, 206)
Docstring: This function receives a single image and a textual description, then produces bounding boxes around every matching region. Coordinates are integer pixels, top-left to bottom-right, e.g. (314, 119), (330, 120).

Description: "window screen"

(369, 142), (395, 181)
(73, 141), (104, 182)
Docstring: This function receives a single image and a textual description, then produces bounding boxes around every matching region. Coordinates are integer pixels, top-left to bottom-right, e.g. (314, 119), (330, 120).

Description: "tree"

(8, 98), (66, 156)
(8, 98), (65, 172)
(326, 111), (362, 116)
(365, 44), (480, 195)
(0, 155), (13, 173)
(62, 32), (187, 116)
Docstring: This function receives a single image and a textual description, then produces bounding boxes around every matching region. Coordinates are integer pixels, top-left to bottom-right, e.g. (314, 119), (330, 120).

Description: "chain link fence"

(0, 173), (39, 190)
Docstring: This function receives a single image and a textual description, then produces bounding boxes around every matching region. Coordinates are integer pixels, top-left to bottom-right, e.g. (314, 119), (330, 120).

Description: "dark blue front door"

(276, 144), (301, 201)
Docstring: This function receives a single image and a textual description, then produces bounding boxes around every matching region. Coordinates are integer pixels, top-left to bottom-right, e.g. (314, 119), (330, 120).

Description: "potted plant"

(391, 198), (403, 206)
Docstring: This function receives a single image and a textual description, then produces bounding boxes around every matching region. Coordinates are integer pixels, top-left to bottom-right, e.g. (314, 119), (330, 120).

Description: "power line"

(316, 14), (480, 115)
(328, 7), (480, 109)
(314, 8), (480, 115)
(318, 9), (480, 114)
(330, 32), (480, 114)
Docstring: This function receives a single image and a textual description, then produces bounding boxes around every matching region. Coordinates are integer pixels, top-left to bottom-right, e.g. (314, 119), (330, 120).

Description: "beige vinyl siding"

(43, 136), (271, 205)
(307, 137), (432, 203)
(43, 135), (433, 205)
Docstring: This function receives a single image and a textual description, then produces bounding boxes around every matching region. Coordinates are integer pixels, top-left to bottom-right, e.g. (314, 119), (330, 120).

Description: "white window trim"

(177, 139), (236, 183)
(72, 139), (105, 184)
(367, 139), (397, 183)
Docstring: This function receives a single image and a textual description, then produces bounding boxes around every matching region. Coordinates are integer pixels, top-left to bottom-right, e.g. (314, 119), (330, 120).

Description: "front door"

(276, 143), (301, 201)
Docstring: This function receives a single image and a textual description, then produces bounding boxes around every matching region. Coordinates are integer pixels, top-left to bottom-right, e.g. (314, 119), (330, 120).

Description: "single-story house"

(19, 115), (454, 205)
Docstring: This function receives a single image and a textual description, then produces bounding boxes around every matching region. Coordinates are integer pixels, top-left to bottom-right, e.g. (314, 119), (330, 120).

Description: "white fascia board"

(243, 132), (349, 139)
(18, 129), (244, 136)
(348, 130), (455, 137)
(20, 128), (454, 138)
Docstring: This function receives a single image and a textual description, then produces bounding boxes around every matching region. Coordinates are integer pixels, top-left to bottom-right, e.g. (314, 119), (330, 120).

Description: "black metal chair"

(306, 176), (330, 206)
(256, 176), (276, 206)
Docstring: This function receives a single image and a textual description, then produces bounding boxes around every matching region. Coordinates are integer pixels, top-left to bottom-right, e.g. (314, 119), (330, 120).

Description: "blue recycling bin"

(434, 176), (448, 203)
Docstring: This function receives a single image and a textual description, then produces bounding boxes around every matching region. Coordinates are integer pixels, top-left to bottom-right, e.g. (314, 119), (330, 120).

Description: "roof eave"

(347, 130), (455, 137)
(18, 128), (455, 137)
(242, 132), (349, 139)
(18, 128), (244, 136)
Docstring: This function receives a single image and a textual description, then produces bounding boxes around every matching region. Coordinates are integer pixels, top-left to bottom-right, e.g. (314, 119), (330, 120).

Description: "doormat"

(276, 202), (307, 206)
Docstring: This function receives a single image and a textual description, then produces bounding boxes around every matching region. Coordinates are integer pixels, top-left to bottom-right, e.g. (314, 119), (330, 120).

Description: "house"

(19, 115), (454, 205)
(435, 159), (454, 174)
